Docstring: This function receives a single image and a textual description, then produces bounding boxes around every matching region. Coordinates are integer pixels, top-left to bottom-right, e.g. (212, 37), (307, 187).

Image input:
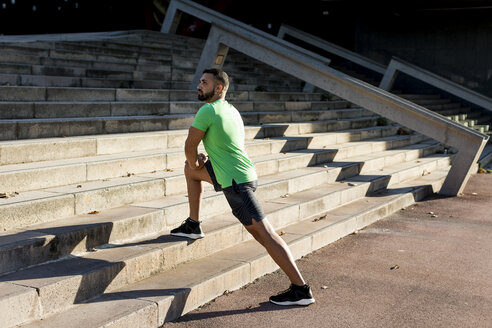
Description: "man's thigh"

(185, 163), (213, 185)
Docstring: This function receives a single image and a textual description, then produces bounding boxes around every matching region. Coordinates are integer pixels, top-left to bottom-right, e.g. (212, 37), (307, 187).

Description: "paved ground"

(163, 173), (492, 328)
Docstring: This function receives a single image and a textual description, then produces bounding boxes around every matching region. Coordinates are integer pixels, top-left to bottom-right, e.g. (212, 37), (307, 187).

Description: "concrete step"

(0, 157), (451, 327)
(0, 111), (379, 140)
(0, 123), (396, 165)
(0, 62), (172, 80)
(0, 45), (175, 66)
(469, 124), (490, 133)
(0, 86), (327, 102)
(0, 71), (302, 92)
(0, 100), (352, 119)
(0, 72), (173, 89)
(0, 51), (171, 74)
(0, 139), (338, 193)
(51, 39), (203, 57)
(0, 138), (440, 273)
(58, 39), (204, 54)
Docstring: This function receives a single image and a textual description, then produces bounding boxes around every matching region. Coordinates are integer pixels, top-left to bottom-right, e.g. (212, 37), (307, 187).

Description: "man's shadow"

(170, 301), (302, 324)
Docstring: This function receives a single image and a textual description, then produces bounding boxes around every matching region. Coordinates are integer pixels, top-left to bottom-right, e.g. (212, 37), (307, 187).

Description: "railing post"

(279, 27), (316, 93)
(161, 0), (182, 34)
(189, 25), (230, 90)
(379, 59), (399, 91)
(278, 25), (315, 93)
(277, 25), (287, 39)
(440, 141), (486, 195)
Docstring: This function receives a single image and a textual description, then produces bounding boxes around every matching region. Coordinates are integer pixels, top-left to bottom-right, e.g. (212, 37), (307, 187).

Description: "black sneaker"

(170, 218), (205, 239)
(269, 284), (315, 306)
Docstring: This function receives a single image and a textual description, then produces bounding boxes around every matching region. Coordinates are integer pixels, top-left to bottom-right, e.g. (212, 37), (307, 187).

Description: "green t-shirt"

(192, 99), (257, 188)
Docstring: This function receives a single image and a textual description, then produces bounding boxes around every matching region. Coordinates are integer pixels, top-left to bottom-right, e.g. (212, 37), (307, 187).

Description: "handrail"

(380, 57), (492, 112)
(161, 0), (488, 196)
(0, 30), (137, 42)
(278, 24), (387, 75)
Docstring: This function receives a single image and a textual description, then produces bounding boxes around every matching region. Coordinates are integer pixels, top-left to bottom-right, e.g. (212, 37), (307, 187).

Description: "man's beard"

(198, 89), (215, 101)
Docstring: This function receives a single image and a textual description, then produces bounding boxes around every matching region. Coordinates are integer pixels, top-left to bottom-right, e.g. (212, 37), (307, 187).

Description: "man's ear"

(216, 84), (224, 94)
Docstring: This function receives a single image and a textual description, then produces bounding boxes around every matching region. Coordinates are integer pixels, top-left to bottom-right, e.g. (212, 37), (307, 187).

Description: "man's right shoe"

(170, 217), (205, 239)
(269, 284), (315, 306)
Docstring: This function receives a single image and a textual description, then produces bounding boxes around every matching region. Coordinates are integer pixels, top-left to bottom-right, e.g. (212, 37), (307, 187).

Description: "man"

(171, 68), (315, 306)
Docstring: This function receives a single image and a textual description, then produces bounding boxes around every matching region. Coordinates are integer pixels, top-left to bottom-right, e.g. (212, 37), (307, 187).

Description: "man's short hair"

(203, 68), (229, 94)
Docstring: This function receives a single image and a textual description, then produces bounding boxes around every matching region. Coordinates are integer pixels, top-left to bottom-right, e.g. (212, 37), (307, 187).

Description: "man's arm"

(185, 126), (206, 170)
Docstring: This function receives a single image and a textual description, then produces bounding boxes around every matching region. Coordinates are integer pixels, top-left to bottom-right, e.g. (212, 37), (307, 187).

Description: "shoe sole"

(269, 298), (315, 306)
(171, 232), (205, 239)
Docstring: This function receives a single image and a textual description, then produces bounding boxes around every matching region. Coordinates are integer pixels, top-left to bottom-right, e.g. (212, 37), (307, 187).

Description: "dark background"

(0, 0), (490, 96)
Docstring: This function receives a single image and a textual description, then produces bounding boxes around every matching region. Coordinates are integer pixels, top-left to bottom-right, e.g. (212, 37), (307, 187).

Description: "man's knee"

(184, 163), (211, 184)
(246, 219), (272, 239)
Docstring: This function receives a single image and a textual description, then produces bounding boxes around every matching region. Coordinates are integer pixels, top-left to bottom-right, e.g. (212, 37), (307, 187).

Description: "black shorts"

(205, 160), (265, 226)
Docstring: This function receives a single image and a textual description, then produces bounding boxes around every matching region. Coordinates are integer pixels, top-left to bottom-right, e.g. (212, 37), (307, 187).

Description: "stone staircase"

(0, 30), (453, 327)
(398, 93), (492, 138)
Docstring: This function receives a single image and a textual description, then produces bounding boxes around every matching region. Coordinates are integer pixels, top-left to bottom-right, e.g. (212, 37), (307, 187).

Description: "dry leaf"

(0, 192), (18, 198)
(321, 285), (329, 290)
(88, 210), (100, 215)
(280, 193), (290, 198)
(313, 214), (327, 222)
(166, 168), (174, 172)
(348, 182), (357, 186)
(76, 185), (82, 188)
(278, 231), (285, 236)
(390, 265), (400, 270)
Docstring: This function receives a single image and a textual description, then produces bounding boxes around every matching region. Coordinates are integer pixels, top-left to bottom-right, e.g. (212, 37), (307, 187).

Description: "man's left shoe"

(269, 284), (315, 306)
(170, 217), (205, 239)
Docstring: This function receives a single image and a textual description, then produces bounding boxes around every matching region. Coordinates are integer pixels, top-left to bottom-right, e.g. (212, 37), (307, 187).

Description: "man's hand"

(186, 153), (207, 170)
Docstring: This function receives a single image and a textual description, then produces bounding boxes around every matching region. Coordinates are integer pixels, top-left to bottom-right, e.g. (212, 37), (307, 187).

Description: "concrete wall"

(353, 9), (492, 97)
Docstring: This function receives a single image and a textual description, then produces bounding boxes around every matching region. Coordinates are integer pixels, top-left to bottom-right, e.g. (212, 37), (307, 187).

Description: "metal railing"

(161, 0), (489, 196)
